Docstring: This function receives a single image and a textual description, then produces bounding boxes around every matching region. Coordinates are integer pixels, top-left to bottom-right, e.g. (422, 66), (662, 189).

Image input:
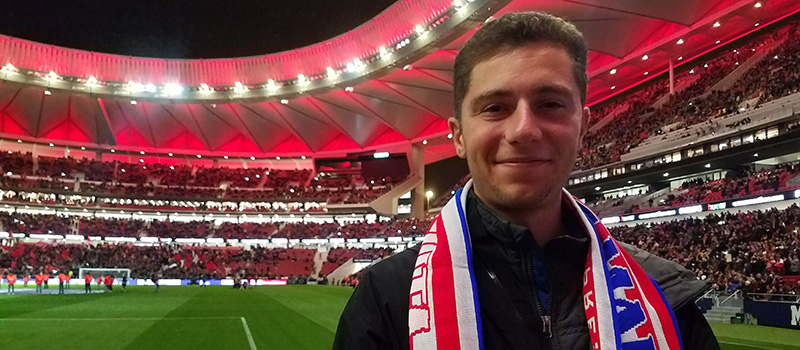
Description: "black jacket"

(333, 192), (720, 349)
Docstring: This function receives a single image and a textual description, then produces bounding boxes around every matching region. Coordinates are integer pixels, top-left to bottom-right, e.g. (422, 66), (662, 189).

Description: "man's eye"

(541, 101), (565, 109)
(482, 104), (505, 113)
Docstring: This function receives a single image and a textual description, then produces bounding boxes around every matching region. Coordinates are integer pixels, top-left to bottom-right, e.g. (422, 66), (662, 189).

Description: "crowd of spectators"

(0, 211), (432, 240)
(0, 241), (328, 280)
(613, 162), (800, 215)
(611, 204), (800, 297)
(575, 23), (794, 171)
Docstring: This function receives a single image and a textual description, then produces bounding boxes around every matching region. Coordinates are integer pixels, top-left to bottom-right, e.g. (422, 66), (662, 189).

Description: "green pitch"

(0, 285), (797, 350)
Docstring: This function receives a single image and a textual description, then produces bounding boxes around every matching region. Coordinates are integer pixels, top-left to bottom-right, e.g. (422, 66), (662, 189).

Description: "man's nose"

(505, 101), (543, 144)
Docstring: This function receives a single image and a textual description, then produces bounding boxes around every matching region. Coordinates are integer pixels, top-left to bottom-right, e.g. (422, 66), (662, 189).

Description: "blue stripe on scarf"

(455, 187), (485, 350)
(650, 276), (684, 350)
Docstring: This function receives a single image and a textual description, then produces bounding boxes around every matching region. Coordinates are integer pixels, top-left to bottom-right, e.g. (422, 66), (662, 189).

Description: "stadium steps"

(588, 103), (630, 133)
(311, 248), (328, 279)
(710, 38), (787, 93)
(653, 75), (700, 108)
(369, 173), (423, 214)
(703, 305), (744, 324)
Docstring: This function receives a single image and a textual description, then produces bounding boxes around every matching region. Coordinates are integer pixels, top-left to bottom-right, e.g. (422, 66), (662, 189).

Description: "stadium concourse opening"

(2, 0), (800, 349)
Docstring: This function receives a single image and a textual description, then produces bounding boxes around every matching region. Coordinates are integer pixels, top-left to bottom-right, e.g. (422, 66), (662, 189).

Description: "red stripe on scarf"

(429, 216), (462, 350)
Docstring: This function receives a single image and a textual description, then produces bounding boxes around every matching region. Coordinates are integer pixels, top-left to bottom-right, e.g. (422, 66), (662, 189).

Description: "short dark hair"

(453, 12), (588, 119)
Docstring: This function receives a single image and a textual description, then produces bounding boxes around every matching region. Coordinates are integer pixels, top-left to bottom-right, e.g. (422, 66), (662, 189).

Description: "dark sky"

(0, 0), (398, 59)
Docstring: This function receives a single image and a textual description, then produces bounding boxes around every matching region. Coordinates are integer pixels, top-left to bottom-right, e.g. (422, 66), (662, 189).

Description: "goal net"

(78, 268), (131, 280)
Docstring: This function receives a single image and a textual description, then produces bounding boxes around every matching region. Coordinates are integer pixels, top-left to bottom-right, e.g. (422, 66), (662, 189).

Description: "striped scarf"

(408, 180), (683, 350)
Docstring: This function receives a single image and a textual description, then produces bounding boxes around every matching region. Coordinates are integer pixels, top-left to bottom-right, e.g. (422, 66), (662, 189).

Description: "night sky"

(0, 0), (398, 59)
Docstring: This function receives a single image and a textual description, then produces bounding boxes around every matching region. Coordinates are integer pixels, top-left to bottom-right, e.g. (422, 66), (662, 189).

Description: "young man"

(84, 273), (93, 294)
(58, 272), (68, 294)
(5, 272), (16, 295)
(34, 272), (44, 294)
(333, 12), (719, 350)
(104, 274), (114, 292)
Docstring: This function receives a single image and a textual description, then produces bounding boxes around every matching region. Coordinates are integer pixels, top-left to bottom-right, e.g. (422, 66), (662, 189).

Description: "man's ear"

(448, 117), (466, 158)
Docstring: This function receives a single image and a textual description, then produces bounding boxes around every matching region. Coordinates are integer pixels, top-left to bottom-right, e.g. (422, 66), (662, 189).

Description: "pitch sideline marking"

(718, 340), (785, 350)
(241, 317), (258, 350)
(0, 316), (240, 321)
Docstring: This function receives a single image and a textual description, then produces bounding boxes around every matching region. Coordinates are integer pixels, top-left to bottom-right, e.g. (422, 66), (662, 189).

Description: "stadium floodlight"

(301, 155), (306, 160)
(130, 100), (137, 105)
(127, 81), (145, 93)
(609, 69), (617, 74)
(795, 189), (800, 199)
(326, 67), (337, 78)
(86, 76), (98, 86)
(373, 152), (390, 159)
(233, 81), (248, 93)
(276, 156), (281, 160)
(199, 83), (213, 94)
(164, 83), (184, 96)
(297, 74), (308, 85)
(611, 86), (616, 90)
(754, 2), (761, 7)
(280, 99), (289, 105)
(144, 83), (157, 93)
(47, 70), (60, 81)
(447, 133), (453, 139)
(641, 54), (648, 60)
(250, 156), (256, 160)
(422, 139), (428, 145)
(713, 21), (721, 27)
(44, 90), (52, 95)
(1, 63), (15, 73)
(676, 38), (684, 45)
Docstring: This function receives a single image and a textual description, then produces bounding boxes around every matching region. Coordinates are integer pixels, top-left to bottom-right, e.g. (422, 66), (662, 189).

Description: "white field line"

(0, 316), (240, 321)
(240, 317), (258, 350)
(718, 340), (785, 350)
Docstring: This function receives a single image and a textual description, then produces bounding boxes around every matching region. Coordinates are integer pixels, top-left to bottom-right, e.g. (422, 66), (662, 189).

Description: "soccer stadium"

(1, 1), (800, 349)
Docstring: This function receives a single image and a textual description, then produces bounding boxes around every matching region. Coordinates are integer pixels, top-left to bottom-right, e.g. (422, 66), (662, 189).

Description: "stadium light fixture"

(130, 100), (137, 105)
(676, 39), (684, 45)
(379, 46), (389, 58)
(301, 155), (306, 160)
(250, 156), (255, 160)
(795, 189), (800, 199)
(346, 62), (356, 73)
(344, 86), (354, 92)
(713, 21), (721, 27)
(196, 154), (202, 158)
(373, 152), (390, 159)
(611, 86), (616, 90)
(164, 83), (183, 96)
(754, 2), (762, 8)
(140, 151), (145, 155)
(326, 67), (337, 78)
(753, 153), (758, 157)
(754, 23), (760, 27)
(641, 54), (648, 60)
(266, 79), (278, 90)
(715, 40), (721, 44)
(49, 143), (54, 147)
(127, 81), (144, 93)
(86, 76), (98, 86)
(144, 83), (157, 93)
(81, 146), (85, 150)
(594, 186), (601, 191)
(0, 63), (15, 73)
(644, 72), (649, 75)
(447, 133), (453, 139)
(168, 153), (173, 156)
(47, 70), (59, 81)
(426, 190), (434, 199)
(44, 89), (52, 95)
(663, 172), (669, 177)
(403, 65), (412, 70)
(16, 139), (21, 143)
(276, 156), (281, 160)
(233, 81), (247, 94)
(224, 155), (229, 159)
(678, 56), (683, 60)
(199, 83), (213, 94)
(609, 69), (617, 74)
(280, 99), (289, 105)
(415, 24), (427, 36)
(627, 180), (632, 184)
(111, 149), (116, 152)
(705, 163), (711, 168)
(297, 74), (308, 85)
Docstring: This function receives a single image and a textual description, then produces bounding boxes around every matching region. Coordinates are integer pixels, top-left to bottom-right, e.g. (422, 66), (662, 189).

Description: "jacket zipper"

(522, 248), (553, 343)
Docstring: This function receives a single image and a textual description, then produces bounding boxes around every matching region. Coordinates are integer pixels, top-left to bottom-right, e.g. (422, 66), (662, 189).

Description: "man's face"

(449, 43), (589, 211)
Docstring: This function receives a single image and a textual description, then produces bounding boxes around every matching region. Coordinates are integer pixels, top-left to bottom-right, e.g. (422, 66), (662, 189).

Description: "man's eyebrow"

(530, 84), (573, 97)
(469, 89), (513, 112)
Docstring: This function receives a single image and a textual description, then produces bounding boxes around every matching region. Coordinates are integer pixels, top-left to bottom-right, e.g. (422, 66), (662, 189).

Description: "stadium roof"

(0, 0), (797, 160)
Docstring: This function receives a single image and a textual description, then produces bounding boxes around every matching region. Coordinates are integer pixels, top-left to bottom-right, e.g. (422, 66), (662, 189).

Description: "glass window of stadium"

(730, 136), (742, 147)
(767, 126), (779, 138)
(743, 133), (754, 144)
(672, 151), (681, 162)
(755, 129), (767, 141)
